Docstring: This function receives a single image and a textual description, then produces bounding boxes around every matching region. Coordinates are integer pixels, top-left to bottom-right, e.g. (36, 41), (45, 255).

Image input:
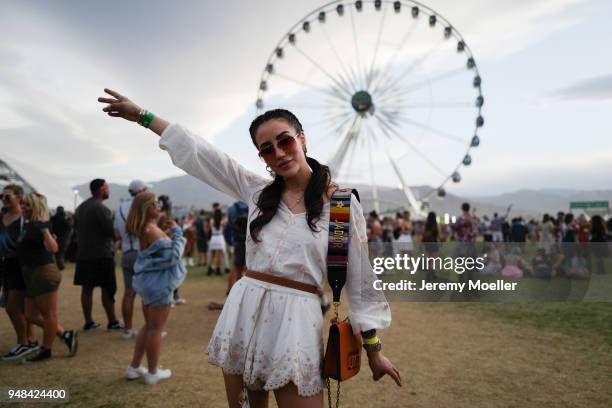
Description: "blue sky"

(1, 0), (610, 197)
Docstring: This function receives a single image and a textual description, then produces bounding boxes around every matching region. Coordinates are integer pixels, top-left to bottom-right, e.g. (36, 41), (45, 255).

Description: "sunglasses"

(0, 194), (14, 201)
(257, 133), (299, 161)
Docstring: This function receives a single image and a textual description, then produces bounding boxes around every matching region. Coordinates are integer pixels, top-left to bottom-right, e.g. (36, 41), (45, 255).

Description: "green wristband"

(142, 110), (154, 128)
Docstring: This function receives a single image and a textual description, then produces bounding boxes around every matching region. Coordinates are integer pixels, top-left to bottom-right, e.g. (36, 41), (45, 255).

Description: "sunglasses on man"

(0, 194), (14, 201)
(257, 133), (300, 161)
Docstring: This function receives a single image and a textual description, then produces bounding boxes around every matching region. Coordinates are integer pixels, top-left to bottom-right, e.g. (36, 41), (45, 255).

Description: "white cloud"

(547, 74), (612, 102)
(432, 0), (586, 60)
(0, 0), (607, 194)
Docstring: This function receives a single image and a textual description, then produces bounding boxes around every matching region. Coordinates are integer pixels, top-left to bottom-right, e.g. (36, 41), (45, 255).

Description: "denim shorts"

(141, 290), (174, 306)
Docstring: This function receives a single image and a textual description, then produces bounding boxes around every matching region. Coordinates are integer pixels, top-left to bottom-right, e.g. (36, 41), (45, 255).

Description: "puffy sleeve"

(346, 193), (391, 333)
(159, 123), (270, 203)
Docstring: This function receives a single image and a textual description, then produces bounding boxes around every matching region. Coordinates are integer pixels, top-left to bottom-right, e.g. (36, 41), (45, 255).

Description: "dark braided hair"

(213, 208), (222, 230)
(248, 109), (333, 242)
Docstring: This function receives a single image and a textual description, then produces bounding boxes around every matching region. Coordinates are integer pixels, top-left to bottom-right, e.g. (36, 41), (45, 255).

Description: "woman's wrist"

(148, 115), (170, 137)
(363, 340), (382, 354)
(362, 329), (382, 354)
(35, 220), (51, 230)
(361, 329), (377, 339)
(138, 110), (154, 128)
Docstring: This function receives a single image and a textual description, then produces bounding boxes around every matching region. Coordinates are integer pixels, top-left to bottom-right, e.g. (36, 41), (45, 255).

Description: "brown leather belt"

(245, 270), (322, 296)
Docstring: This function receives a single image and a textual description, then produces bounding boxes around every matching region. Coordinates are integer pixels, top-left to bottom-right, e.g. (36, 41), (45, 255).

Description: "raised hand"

(97, 88), (142, 122)
(164, 219), (177, 229)
(98, 88), (169, 136)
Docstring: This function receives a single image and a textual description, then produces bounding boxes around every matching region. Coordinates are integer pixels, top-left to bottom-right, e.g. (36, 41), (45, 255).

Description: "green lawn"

(460, 302), (612, 345)
(375, 241), (612, 346)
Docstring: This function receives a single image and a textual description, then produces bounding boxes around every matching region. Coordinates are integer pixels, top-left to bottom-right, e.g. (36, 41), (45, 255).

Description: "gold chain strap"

(327, 301), (342, 407)
(326, 377), (341, 408)
(333, 301), (340, 322)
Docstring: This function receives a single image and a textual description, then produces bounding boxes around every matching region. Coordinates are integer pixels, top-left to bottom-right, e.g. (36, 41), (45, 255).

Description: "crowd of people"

(3, 181), (611, 357)
(365, 202), (611, 280)
(0, 178), (248, 375)
(0, 184), (78, 364)
(2, 179), (610, 369)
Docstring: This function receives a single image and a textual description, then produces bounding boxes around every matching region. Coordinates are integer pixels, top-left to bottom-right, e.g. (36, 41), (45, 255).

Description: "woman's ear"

(300, 132), (307, 154)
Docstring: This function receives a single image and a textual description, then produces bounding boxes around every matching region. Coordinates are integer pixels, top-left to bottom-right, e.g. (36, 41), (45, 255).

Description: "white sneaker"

(125, 365), (147, 380)
(120, 329), (137, 340)
(174, 298), (187, 305)
(144, 367), (172, 385)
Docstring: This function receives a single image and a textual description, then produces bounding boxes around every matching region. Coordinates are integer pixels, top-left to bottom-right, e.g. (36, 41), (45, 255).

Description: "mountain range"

(74, 176), (611, 220)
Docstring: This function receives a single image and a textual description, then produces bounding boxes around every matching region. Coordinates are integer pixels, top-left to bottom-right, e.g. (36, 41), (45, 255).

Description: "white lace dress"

(159, 124), (391, 397)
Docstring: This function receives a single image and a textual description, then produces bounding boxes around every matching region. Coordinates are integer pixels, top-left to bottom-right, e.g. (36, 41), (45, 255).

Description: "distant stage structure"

(0, 155), (82, 210)
(256, 0), (484, 216)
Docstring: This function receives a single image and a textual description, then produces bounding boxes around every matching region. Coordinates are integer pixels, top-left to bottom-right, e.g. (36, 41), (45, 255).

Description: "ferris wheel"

(255, 0), (484, 216)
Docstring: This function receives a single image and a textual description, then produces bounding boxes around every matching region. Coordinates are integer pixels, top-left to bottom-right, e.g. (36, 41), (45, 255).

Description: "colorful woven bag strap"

(327, 188), (360, 304)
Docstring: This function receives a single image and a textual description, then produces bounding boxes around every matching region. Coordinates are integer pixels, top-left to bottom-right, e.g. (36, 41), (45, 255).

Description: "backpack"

(230, 202), (249, 242)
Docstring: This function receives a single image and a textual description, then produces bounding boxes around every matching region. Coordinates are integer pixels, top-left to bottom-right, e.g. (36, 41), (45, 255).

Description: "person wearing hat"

(114, 179), (150, 340)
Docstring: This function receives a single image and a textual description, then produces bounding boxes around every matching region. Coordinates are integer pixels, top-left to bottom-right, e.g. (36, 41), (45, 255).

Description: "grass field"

(1, 264), (611, 407)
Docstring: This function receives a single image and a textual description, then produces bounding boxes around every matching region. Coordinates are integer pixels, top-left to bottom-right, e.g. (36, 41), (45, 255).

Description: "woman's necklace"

(284, 191), (304, 212)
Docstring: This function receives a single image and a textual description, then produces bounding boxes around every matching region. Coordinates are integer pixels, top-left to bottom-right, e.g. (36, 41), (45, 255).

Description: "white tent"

(0, 154), (82, 211)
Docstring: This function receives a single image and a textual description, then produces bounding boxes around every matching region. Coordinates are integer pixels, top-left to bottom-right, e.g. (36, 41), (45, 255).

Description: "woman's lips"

(278, 160), (292, 170)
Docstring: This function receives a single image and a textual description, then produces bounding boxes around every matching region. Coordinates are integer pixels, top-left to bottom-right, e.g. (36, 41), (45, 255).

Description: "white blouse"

(159, 124), (390, 332)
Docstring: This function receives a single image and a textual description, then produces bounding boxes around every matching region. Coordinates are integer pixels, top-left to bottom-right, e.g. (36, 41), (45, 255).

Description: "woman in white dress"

(98, 89), (401, 407)
(394, 211), (414, 256)
(537, 213), (555, 255)
(208, 209), (227, 275)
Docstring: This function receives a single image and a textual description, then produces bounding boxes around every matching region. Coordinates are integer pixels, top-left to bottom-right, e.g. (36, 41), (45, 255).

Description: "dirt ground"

(1, 266), (611, 408)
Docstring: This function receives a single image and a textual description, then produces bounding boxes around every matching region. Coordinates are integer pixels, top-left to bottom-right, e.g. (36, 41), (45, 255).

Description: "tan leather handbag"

(323, 318), (361, 381)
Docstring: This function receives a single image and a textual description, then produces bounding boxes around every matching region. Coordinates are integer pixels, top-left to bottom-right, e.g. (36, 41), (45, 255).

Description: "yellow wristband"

(365, 336), (380, 345)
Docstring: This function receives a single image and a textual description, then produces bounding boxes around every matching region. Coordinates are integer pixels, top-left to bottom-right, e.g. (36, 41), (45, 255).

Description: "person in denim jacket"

(124, 191), (186, 385)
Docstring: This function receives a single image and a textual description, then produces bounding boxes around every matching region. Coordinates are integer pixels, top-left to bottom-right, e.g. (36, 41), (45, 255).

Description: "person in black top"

(422, 211), (440, 282)
(561, 213), (578, 263)
(0, 184), (38, 361)
(74, 179), (123, 331)
(511, 217), (527, 243)
(19, 193), (78, 363)
(590, 215), (608, 275)
(606, 218), (612, 242)
(50, 206), (72, 271)
(193, 209), (209, 267)
(502, 220), (511, 242)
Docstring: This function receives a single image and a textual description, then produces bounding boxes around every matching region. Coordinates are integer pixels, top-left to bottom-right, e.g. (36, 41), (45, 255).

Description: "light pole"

(73, 189), (79, 212)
